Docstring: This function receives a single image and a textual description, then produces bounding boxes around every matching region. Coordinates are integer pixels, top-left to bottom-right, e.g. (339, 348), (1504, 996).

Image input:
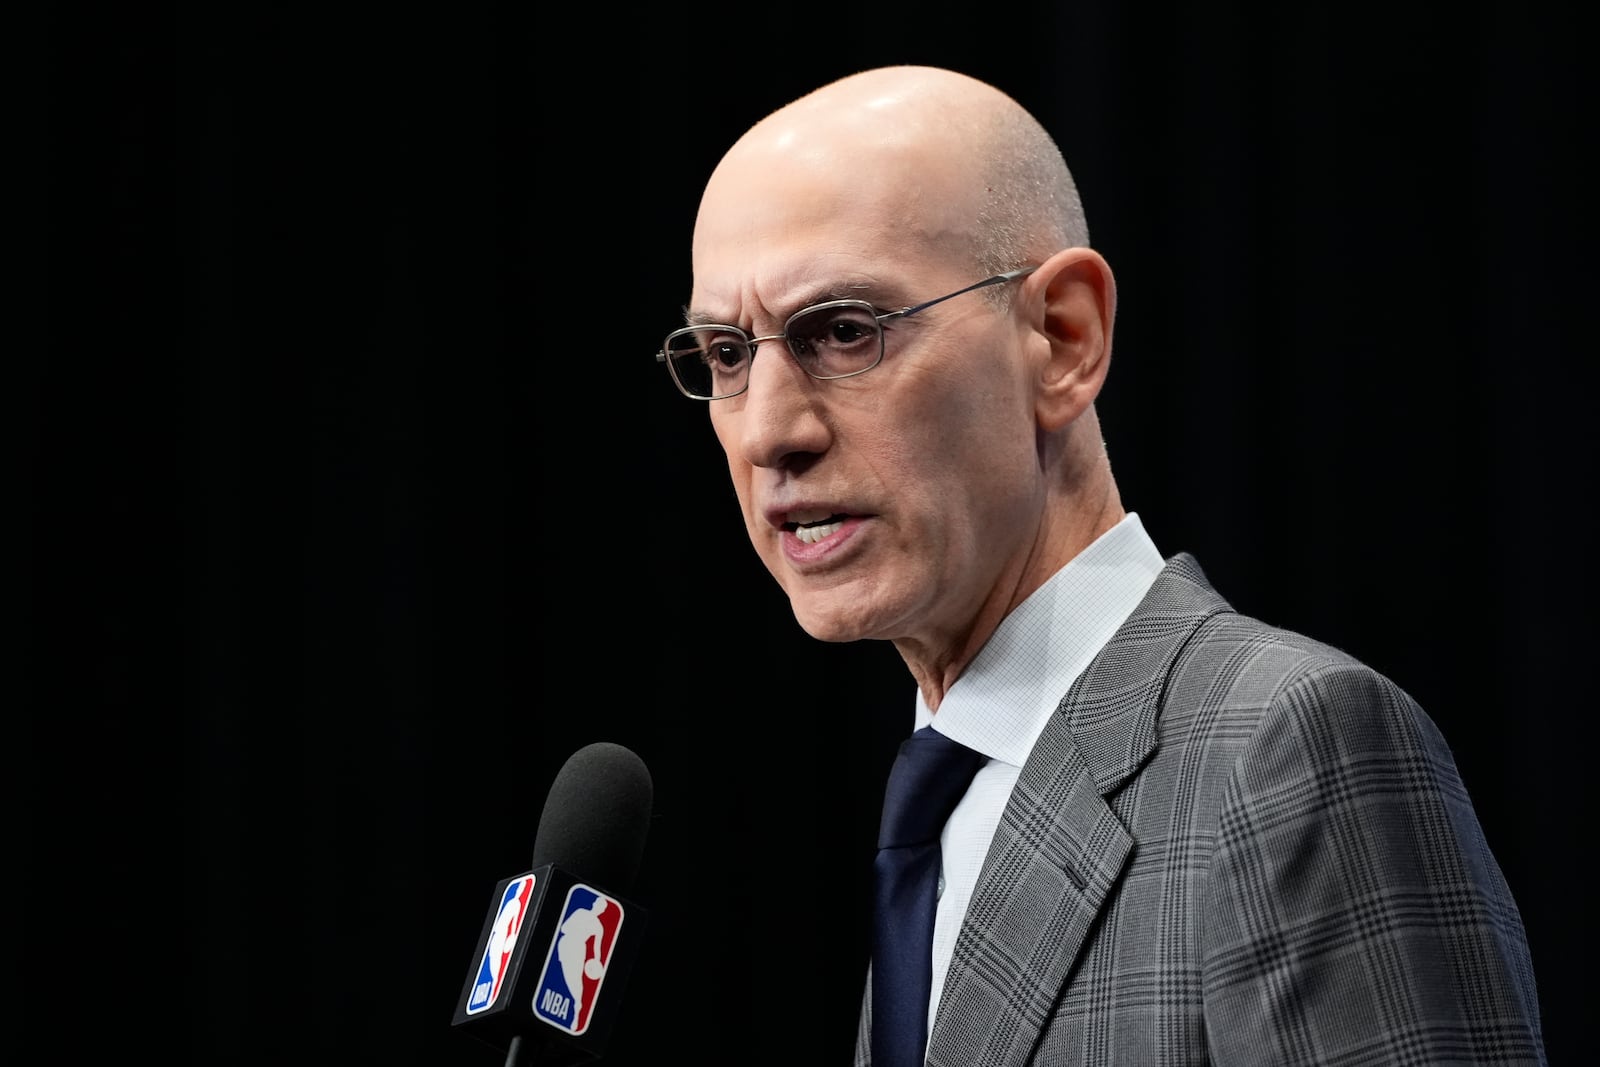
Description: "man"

(654, 65), (1544, 1065)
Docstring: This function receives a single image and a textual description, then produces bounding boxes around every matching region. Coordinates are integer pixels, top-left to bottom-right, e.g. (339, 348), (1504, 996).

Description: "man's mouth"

(785, 512), (848, 544)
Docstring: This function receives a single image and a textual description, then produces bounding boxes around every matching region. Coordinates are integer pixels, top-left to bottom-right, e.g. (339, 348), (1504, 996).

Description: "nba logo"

(531, 884), (625, 1036)
(465, 874), (536, 1014)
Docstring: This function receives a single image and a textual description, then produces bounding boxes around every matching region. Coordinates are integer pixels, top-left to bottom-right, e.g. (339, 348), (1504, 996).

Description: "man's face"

(687, 125), (1048, 653)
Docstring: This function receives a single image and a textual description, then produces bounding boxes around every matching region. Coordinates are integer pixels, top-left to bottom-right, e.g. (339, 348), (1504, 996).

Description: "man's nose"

(734, 338), (831, 469)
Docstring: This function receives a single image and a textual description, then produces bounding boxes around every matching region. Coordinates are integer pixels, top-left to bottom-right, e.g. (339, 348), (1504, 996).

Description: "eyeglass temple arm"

(892, 265), (1038, 321)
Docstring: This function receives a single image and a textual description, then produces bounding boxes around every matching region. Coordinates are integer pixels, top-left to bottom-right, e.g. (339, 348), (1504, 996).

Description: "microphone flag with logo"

(451, 742), (653, 1063)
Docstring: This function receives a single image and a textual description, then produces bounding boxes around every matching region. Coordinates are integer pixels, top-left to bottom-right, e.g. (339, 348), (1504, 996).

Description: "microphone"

(451, 742), (653, 1065)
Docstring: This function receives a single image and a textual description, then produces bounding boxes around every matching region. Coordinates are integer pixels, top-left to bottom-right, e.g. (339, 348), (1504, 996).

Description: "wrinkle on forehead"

(685, 258), (903, 334)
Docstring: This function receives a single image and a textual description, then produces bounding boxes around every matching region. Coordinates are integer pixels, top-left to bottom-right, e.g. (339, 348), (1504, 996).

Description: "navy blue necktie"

(871, 726), (987, 1067)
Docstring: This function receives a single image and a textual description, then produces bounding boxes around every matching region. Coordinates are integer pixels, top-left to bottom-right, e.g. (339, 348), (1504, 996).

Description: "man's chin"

(789, 597), (886, 644)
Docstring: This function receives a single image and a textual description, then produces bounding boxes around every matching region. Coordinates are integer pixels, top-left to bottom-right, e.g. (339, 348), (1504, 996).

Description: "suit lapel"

(925, 554), (1229, 1065)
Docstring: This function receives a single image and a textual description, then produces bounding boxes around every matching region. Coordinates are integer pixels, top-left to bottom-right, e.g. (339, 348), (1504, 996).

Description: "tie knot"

(877, 726), (987, 850)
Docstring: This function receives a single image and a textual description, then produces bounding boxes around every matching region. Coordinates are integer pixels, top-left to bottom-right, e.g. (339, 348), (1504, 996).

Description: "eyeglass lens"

(665, 302), (884, 399)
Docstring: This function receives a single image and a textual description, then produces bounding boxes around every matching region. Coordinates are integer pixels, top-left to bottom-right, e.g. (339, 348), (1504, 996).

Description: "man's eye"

(826, 321), (871, 344)
(793, 307), (880, 351)
(708, 341), (748, 369)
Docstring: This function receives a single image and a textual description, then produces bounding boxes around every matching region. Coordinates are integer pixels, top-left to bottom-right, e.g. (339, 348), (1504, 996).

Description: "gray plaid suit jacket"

(855, 554), (1545, 1065)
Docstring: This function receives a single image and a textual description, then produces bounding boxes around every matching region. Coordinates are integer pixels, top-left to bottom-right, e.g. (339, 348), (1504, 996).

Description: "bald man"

(655, 66), (1545, 1065)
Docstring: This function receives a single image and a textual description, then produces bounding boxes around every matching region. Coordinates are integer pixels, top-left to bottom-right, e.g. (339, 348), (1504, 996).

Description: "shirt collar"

(915, 512), (1165, 766)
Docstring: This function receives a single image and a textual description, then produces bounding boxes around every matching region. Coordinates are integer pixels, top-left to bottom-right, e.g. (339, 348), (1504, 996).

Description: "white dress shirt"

(911, 511), (1166, 1037)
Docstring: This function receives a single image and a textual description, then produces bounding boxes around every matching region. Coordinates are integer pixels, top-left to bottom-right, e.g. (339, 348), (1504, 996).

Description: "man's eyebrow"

(681, 307), (732, 328)
(681, 281), (893, 329)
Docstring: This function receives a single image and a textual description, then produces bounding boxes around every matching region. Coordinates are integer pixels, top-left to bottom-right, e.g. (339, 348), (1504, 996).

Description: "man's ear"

(1028, 247), (1116, 432)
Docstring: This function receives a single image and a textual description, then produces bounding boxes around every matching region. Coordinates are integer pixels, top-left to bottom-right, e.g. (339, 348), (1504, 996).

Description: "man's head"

(678, 66), (1123, 695)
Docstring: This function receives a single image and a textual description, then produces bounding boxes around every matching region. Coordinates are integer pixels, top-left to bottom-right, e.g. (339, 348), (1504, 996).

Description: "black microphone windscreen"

(531, 742), (653, 894)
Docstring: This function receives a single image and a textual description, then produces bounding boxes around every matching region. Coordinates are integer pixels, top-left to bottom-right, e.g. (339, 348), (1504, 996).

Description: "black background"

(34, 3), (1593, 1064)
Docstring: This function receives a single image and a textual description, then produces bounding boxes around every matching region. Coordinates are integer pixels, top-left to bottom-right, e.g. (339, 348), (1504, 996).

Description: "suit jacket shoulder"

(901, 553), (1546, 1067)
